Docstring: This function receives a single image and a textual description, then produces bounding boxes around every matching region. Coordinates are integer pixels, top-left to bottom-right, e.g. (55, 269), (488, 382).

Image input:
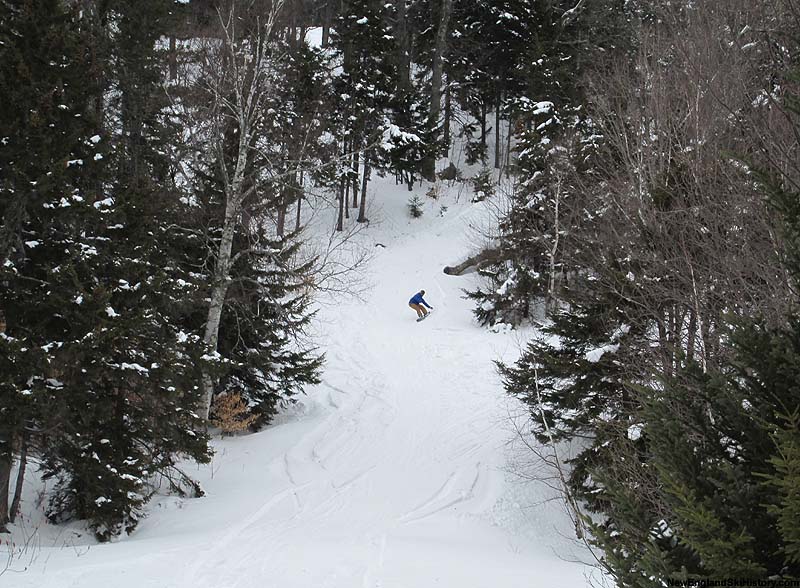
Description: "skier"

(408, 290), (433, 320)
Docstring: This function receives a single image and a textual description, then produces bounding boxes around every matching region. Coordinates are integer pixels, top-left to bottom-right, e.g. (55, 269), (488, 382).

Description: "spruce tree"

(265, 40), (331, 236)
(192, 154), (324, 429)
(331, 0), (401, 220)
(3, 0), (213, 540)
(500, 14), (800, 582)
(620, 127), (800, 579)
(466, 0), (631, 327)
(465, 102), (586, 325)
(215, 229), (324, 428)
(0, 0), (111, 530)
(499, 269), (645, 512)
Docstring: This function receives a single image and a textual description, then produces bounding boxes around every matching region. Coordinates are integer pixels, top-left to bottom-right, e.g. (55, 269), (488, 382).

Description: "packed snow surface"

(6, 176), (600, 587)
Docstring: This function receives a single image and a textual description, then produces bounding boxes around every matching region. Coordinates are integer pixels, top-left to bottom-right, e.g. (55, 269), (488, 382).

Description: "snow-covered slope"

(6, 177), (601, 588)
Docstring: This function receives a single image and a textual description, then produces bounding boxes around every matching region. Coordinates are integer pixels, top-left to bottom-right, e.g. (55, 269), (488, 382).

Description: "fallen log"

(443, 248), (500, 276)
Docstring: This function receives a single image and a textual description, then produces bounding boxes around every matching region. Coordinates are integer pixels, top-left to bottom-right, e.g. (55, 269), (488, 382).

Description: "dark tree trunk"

(396, 0), (412, 93)
(687, 308), (697, 364)
(321, 0), (332, 47)
(494, 91), (502, 169)
(336, 174), (345, 231)
(294, 175), (304, 231)
(357, 150), (371, 223)
(421, 0), (453, 181)
(0, 450), (11, 531)
(352, 148), (360, 207)
(343, 164), (351, 219)
(480, 100), (487, 151)
(169, 36), (177, 80)
(276, 197), (287, 238)
(504, 115), (513, 174)
(658, 310), (672, 379)
(9, 431), (28, 523)
(287, 3), (299, 49)
(443, 79), (451, 152)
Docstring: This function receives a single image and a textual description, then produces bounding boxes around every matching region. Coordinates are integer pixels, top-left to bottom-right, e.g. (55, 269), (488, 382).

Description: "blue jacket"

(409, 292), (432, 308)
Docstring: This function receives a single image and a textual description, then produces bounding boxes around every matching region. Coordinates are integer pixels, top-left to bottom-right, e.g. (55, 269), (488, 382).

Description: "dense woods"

(2, 0), (800, 585)
(488, 0), (800, 583)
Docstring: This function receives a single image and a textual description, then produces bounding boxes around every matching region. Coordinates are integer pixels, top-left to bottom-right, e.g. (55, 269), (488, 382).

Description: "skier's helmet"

(420, 290), (425, 295)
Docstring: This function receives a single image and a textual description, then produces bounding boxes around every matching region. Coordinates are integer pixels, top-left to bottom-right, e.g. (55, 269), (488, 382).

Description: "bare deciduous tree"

(196, 1), (286, 419)
(577, 0), (791, 373)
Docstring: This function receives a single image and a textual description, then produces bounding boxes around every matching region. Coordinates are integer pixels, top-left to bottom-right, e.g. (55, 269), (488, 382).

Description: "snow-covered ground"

(5, 175), (602, 588)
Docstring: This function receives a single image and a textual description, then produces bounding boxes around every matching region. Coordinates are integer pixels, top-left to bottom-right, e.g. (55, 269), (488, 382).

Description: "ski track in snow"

(6, 181), (601, 588)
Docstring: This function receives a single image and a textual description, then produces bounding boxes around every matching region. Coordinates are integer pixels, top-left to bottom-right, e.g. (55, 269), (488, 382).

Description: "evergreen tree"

(584, 272), (800, 582)
(265, 40), (331, 236)
(600, 115), (800, 580)
(192, 154), (324, 429)
(446, 0), (533, 165)
(384, 77), (428, 191)
(331, 0), (401, 221)
(0, 0), (110, 530)
(466, 102), (591, 325)
(0, 0), (213, 540)
(500, 4), (800, 582)
(499, 269), (645, 512)
(215, 228), (324, 428)
(466, 0), (631, 326)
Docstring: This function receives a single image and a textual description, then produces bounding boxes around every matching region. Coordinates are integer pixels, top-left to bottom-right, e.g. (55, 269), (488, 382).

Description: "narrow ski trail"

(10, 186), (599, 588)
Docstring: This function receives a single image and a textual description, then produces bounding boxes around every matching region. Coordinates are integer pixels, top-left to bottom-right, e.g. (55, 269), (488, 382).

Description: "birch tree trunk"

(201, 179), (246, 418)
(199, 2), (283, 420)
